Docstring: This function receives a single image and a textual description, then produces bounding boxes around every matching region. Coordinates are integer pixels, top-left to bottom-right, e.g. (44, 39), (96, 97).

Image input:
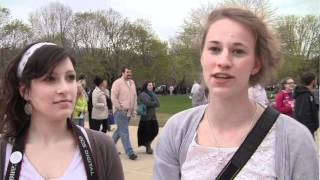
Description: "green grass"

(130, 95), (192, 127)
(157, 95), (192, 114)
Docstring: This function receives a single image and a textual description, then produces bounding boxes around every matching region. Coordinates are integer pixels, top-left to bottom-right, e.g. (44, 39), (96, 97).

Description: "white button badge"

(10, 151), (23, 164)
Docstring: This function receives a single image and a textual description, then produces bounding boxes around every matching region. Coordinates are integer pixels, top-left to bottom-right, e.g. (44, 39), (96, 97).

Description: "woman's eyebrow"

(233, 42), (248, 48)
(208, 40), (220, 45)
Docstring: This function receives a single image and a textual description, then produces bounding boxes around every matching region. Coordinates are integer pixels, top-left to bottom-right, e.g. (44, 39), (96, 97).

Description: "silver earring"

(24, 102), (32, 115)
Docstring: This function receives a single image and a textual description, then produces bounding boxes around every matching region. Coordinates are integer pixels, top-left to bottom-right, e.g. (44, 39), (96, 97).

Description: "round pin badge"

(10, 151), (23, 164)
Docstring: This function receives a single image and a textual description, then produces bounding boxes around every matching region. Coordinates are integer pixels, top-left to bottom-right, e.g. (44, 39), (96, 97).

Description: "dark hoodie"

(293, 86), (319, 134)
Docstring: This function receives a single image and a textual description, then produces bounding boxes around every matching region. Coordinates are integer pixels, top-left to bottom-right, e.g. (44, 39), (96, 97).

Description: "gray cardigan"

(153, 105), (319, 180)
(138, 91), (160, 121)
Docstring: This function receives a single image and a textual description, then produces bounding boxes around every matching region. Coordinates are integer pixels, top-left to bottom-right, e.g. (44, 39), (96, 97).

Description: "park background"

(0, 0), (319, 88)
(0, 0), (319, 127)
(0, 1), (319, 179)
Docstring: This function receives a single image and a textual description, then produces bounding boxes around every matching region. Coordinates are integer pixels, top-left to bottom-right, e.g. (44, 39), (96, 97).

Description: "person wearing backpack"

(293, 72), (319, 136)
(137, 80), (160, 154)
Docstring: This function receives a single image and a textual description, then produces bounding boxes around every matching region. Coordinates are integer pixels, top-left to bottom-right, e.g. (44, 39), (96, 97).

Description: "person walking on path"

(190, 80), (207, 107)
(111, 67), (138, 160)
(91, 76), (109, 133)
(154, 7), (318, 180)
(0, 42), (124, 180)
(293, 72), (319, 136)
(137, 80), (160, 154)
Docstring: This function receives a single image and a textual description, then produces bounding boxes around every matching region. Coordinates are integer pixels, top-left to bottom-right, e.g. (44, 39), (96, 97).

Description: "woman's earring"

(24, 102), (32, 115)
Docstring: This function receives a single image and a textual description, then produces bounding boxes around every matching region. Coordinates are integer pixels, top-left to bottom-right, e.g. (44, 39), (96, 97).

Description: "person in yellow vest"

(72, 83), (88, 127)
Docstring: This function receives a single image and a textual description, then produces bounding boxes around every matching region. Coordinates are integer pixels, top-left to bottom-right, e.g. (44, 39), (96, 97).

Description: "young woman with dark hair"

(0, 42), (124, 180)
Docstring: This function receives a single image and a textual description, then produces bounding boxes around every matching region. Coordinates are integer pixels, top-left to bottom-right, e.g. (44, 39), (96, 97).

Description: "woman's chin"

(54, 111), (73, 121)
(209, 87), (233, 95)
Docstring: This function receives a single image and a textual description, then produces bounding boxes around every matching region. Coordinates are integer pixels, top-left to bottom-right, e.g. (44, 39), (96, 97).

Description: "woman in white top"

(248, 83), (269, 107)
(0, 42), (124, 180)
(154, 7), (318, 180)
(91, 76), (110, 132)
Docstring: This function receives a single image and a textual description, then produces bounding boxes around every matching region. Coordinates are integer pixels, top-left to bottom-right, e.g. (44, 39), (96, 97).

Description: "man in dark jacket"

(293, 72), (319, 136)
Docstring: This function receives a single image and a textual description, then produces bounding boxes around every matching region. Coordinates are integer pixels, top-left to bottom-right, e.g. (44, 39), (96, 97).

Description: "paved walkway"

(107, 125), (159, 180)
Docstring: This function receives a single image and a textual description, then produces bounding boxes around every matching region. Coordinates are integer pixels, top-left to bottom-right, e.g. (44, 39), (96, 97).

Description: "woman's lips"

(212, 72), (234, 79)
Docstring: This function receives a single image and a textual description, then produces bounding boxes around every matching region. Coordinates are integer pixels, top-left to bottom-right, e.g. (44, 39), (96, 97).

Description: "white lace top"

(181, 125), (276, 180)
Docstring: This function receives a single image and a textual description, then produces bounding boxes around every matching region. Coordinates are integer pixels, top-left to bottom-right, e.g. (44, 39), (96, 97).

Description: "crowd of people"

(75, 67), (160, 161)
(0, 6), (318, 180)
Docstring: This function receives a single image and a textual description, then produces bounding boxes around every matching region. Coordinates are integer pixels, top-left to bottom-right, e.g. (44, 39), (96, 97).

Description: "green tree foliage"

(167, 4), (213, 86)
(276, 55), (319, 82)
(275, 15), (319, 80)
(1, 20), (32, 48)
(0, 6), (10, 45)
(70, 11), (102, 55)
(0, 6), (10, 27)
(277, 15), (320, 59)
(126, 20), (171, 85)
(0, 8), (32, 72)
(29, 2), (73, 47)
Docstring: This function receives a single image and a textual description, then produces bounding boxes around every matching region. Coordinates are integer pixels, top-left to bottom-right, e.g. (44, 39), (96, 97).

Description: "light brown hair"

(200, 7), (282, 85)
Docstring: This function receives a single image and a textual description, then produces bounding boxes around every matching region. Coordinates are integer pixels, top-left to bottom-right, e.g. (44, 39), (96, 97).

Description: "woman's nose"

(216, 50), (232, 69)
(56, 79), (69, 94)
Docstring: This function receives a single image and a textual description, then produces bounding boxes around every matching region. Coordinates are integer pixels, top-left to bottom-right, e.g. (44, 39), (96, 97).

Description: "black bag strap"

(71, 124), (98, 180)
(215, 106), (280, 180)
(4, 130), (26, 180)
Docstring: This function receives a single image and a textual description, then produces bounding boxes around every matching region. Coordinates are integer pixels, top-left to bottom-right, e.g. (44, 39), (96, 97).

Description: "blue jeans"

(112, 111), (134, 156)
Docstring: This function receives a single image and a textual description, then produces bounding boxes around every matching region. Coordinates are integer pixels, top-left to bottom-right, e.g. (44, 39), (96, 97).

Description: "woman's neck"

(27, 116), (73, 144)
(284, 89), (292, 93)
(207, 94), (257, 129)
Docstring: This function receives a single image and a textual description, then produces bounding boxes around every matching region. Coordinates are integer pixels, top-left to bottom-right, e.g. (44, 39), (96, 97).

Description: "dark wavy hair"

(300, 72), (316, 86)
(200, 7), (282, 86)
(141, 80), (152, 92)
(93, 76), (104, 86)
(0, 42), (76, 141)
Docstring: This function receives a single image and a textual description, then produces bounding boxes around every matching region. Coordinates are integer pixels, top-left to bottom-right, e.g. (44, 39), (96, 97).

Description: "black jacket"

(293, 86), (319, 133)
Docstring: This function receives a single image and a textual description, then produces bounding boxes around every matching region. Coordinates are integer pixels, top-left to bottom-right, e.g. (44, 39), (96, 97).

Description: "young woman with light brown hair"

(154, 7), (318, 180)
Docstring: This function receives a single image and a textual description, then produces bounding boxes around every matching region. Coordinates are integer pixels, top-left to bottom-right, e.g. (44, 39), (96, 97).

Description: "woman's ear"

(18, 83), (29, 100)
(251, 58), (261, 75)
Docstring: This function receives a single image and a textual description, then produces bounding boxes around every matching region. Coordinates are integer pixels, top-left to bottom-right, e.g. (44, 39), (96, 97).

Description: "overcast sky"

(2, 0), (319, 41)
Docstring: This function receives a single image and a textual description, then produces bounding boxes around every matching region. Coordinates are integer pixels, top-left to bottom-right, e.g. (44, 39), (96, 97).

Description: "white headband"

(17, 42), (56, 78)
